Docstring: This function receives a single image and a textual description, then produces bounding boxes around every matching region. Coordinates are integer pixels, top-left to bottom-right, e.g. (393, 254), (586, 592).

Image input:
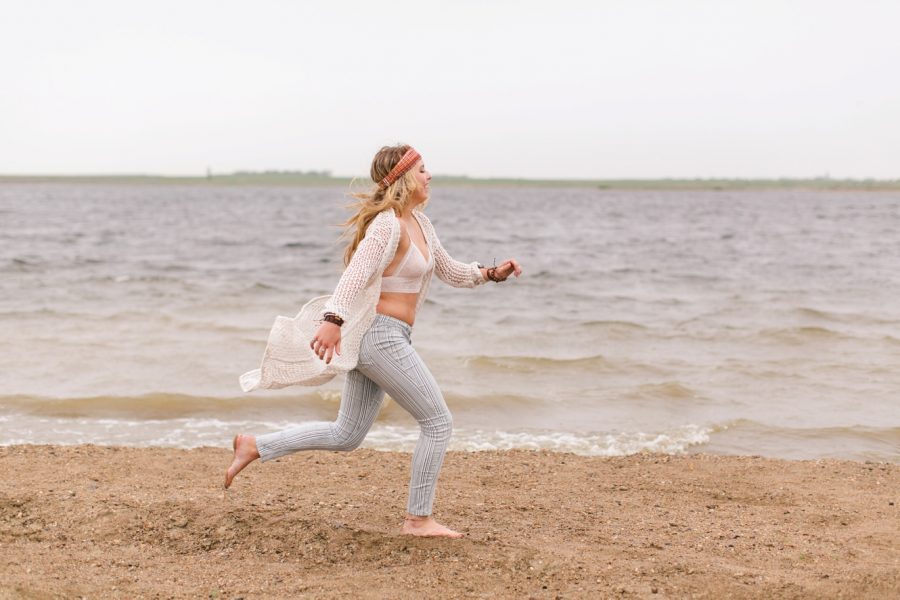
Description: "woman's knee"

(421, 409), (453, 443)
(329, 422), (367, 451)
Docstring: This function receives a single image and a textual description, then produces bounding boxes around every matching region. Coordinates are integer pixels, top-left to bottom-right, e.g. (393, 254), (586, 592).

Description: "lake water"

(2, 184), (898, 462)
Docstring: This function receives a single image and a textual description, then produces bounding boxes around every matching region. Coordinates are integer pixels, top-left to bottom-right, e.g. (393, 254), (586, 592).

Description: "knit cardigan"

(240, 208), (485, 391)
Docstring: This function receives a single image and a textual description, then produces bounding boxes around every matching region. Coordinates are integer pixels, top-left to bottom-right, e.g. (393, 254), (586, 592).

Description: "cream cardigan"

(240, 208), (485, 391)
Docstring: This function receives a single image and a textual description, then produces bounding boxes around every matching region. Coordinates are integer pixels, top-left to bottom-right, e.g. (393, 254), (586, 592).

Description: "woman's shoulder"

(364, 209), (399, 238)
(372, 209), (398, 224)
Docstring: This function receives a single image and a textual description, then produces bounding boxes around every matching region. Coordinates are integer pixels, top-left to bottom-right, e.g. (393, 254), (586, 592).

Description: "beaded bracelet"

(323, 313), (344, 327)
(485, 257), (505, 283)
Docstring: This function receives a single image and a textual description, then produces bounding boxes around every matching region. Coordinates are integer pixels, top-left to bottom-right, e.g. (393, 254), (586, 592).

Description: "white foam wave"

(0, 414), (710, 457)
(364, 425), (711, 456)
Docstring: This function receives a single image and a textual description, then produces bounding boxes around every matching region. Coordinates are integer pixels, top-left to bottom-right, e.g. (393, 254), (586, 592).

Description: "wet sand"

(1, 445), (897, 599)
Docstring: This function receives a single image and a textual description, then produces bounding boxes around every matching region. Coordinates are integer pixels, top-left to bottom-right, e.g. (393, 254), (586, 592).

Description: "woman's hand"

(310, 322), (342, 364)
(491, 258), (523, 281)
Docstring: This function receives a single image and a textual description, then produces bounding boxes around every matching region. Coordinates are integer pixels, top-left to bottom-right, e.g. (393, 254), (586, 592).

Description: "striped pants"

(255, 314), (453, 516)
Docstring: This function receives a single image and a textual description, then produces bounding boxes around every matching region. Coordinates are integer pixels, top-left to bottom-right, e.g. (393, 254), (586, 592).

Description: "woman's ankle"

(404, 514), (431, 524)
(400, 515), (462, 538)
(237, 434), (260, 459)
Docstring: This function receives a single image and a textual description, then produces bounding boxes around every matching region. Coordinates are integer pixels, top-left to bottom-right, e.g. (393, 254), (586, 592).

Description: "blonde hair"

(340, 144), (427, 266)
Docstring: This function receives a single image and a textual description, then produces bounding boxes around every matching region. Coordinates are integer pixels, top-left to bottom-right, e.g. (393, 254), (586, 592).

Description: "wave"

(7, 257), (44, 272)
(521, 269), (553, 279)
(93, 274), (195, 285)
(6, 256), (112, 272)
(711, 419), (900, 440)
(581, 319), (648, 330)
(2, 407), (896, 462)
(249, 282), (278, 290)
(0, 393), (330, 419)
(365, 424), (712, 456)
(758, 326), (848, 343)
(625, 382), (699, 400)
(205, 237), (242, 246)
(706, 419), (900, 462)
(0, 417), (712, 457)
(757, 325), (900, 346)
(461, 353), (671, 377)
(0, 307), (70, 319)
(792, 307), (845, 321)
(0, 391), (548, 419)
(463, 354), (618, 373)
(792, 306), (900, 326)
(0, 308), (262, 336)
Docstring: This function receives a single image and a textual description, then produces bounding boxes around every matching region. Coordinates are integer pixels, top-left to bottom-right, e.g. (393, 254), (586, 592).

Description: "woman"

(225, 144), (522, 538)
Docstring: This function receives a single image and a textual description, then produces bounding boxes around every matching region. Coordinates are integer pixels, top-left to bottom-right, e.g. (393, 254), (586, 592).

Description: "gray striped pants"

(255, 314), (452, 516)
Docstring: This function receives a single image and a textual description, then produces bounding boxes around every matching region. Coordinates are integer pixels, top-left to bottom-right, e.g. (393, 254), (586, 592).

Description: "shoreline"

(1, 436), (897, 466)
(1, 445), (897, 598)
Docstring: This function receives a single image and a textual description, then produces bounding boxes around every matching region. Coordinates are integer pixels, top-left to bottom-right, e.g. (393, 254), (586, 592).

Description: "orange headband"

(377, 148), (421, 190)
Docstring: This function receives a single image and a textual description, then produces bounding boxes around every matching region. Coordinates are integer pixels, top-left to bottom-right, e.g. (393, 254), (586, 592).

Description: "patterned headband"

(377, 148), (421, 190)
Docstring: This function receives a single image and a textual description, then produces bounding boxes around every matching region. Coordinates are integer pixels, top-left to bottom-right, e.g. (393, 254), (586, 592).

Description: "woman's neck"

(399, 202), (423, 220)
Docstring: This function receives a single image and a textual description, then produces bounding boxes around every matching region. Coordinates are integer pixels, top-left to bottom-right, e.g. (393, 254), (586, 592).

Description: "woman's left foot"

(401, 516), (463, 538)
(224, 434), (260, 489)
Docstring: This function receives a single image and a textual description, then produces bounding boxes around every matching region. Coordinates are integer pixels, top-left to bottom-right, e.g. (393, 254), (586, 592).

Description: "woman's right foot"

(401, 515), (463, 538)
(224, 434), (260, 489)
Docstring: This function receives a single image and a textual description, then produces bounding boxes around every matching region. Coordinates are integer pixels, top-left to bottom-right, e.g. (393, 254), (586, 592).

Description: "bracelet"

(484, 257), (505, 283)
(323, 313), (344, 327)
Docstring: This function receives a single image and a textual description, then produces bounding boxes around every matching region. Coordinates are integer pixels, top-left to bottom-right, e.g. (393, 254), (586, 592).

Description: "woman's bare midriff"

(376, 292), (419, 327)
(375, 217), (428, 327)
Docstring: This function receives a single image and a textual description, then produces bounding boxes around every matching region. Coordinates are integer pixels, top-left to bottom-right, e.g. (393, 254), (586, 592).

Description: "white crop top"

(381, 240), (433, 293)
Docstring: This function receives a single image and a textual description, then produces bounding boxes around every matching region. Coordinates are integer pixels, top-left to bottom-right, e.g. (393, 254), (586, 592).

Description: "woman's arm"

(419, 213), (488, 288)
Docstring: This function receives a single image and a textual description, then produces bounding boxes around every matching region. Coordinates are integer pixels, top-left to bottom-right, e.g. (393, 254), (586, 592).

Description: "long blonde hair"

(340, 144), (427, 266)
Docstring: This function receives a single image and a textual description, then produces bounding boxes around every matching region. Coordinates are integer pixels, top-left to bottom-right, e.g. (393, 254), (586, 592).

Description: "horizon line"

(1, 171), (899, 183)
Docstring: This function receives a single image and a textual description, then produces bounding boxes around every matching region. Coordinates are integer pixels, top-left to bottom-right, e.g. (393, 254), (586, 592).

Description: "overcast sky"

(2, 0), (898, 179)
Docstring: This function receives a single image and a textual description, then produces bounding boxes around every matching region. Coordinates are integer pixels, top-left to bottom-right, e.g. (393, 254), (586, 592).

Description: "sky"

(2, 0), (899, 179)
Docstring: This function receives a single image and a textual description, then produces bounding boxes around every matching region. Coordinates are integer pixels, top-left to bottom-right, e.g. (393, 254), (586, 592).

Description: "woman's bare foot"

(224, 434), (260, 489)
(401, 515), (463, 538)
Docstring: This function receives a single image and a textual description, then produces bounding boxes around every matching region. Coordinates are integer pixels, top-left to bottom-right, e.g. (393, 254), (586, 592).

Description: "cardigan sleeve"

(321, 213), (393, 321)
(420, 212), (487, 288)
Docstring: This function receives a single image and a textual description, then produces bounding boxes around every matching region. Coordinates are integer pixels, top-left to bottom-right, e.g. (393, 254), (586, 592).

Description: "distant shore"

(1, 446), (896, 598)
(2, 173), (900, 191)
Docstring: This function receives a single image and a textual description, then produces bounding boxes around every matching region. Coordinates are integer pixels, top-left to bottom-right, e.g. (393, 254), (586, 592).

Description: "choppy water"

(1, 184), (898, 462)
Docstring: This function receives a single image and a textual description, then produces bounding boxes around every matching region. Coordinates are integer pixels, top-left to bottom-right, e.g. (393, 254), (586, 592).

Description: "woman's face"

(411, 160), (431, 202)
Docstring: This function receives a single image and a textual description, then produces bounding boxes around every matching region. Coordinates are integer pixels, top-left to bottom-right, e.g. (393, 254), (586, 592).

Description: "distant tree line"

(230, 169), (333, 177)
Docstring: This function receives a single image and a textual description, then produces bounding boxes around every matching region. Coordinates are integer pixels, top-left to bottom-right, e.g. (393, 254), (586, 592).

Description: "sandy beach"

(0, 446), (896, 599)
